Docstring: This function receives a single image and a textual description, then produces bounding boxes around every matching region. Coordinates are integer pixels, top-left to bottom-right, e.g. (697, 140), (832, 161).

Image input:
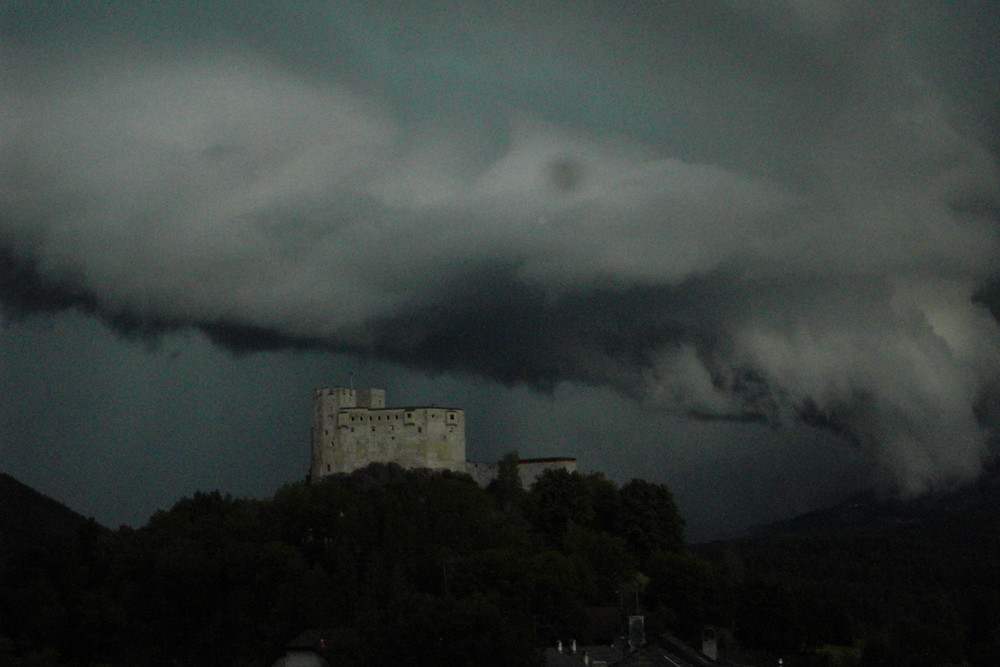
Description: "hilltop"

(0, 471), (92, 569)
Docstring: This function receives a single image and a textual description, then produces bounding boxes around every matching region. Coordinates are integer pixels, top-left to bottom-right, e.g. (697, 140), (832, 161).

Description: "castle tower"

(356, 387), (385, 409)
(310, 386), (467, 481)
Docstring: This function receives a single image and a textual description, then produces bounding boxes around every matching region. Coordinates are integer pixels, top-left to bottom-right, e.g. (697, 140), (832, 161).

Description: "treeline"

(696, 521), (1000, 667)
(0, 460), (696, 666)
(6, 462), (999, 667)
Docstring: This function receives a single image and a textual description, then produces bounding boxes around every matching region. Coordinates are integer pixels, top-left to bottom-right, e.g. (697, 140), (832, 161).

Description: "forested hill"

(6, 463), (1000, 666)
(0, 463), (691, 666)
(0, 471), (91, 569)
(693, 466), (1000, 666)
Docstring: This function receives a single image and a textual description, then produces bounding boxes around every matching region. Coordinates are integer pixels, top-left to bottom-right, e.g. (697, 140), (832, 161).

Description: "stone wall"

(311, 387), (466, 479)
(309, 386), (576, 487)
(466, 457), (578, 488)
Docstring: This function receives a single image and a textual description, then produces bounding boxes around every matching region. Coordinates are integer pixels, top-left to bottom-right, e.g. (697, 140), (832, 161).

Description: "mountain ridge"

(0, 470), (93, 569)
(740, 462), (1000, 550)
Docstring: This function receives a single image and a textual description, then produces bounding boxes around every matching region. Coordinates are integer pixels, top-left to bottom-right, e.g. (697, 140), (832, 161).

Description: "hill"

(693, 467), (1000, 666)
(746, 463), (1000, 548)
(0, 471), (92, 570)
(0, 465), (690, 666)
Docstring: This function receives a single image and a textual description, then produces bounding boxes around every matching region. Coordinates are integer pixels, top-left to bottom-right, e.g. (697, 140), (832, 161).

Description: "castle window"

(372, 426), (376, 432)
(417, 426), (422, 433)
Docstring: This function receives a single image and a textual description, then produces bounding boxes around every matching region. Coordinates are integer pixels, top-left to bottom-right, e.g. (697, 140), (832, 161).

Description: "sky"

(2, 0), (999, 541)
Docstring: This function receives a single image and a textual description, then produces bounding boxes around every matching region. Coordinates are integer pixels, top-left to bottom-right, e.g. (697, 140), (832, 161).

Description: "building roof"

(270, 629), (332, 667)
(543, 644), (625, 666)
(270, 652), (330, 667)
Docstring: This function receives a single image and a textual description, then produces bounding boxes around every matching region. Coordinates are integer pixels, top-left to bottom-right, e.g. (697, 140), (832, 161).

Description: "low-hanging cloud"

(2, 0), (1000, 495)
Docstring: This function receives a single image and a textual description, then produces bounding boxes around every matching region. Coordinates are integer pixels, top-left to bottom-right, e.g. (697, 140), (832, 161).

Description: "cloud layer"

(3, 0), (1000, 493)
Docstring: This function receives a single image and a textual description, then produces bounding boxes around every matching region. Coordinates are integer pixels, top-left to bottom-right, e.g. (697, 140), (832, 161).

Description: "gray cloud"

(2, 0), (1000, 497)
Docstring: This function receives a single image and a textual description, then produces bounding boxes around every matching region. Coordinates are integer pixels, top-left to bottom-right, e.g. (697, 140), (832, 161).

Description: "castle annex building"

(309, 386), (576, 486)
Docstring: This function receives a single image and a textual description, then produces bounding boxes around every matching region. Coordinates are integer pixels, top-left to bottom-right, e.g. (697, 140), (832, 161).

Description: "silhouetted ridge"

(746, 462), (1000, 546)
(0, 471), (91, 569)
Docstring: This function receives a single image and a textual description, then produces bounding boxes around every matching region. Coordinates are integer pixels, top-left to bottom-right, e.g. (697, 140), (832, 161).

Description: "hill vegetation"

(0, 461), (690, 666)
(4, 462), (1000, 666)
(695, 470), (1000, 667)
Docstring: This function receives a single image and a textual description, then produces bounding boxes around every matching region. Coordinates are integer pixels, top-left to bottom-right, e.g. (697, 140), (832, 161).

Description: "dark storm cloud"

(2, 0), (1000, 495)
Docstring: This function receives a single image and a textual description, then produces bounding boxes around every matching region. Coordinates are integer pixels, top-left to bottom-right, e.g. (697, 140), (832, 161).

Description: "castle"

(309, 386), (576, 486)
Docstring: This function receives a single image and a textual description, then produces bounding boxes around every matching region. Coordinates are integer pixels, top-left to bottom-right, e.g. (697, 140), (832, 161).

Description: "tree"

(618, 479), (685, 561)
(487, 451), (526, 515)
(563, 523), (635, 606)
(644, 551), (721, 641)
(522, 469), (596, 546)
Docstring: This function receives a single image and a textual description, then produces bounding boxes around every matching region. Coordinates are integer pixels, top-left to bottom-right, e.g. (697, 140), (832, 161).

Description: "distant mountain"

(746, 463), (1000, 549)
(693, 466), (1000, 666)
(0, 471), (92, 569)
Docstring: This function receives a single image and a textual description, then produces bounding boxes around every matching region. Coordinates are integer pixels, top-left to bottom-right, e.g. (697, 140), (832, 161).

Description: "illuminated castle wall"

(310, 386), (466, 480)
(309, 386), (576, 485)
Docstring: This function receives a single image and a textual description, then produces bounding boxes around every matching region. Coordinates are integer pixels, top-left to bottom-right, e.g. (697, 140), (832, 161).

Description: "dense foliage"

(0, 464), (688, 666)
(695, 511), (1000, 667)
(6, 463), (999, 667)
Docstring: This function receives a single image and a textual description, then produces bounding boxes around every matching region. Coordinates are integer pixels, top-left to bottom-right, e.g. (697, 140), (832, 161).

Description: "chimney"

(628, 616), (645, 651)
(701, 626), (718, 661)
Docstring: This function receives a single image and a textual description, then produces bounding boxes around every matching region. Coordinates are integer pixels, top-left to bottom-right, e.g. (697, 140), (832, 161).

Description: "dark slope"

(0, 471), (92, 568)
(693, 467), (1000, 666)
(745, 463), (1000, 549)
